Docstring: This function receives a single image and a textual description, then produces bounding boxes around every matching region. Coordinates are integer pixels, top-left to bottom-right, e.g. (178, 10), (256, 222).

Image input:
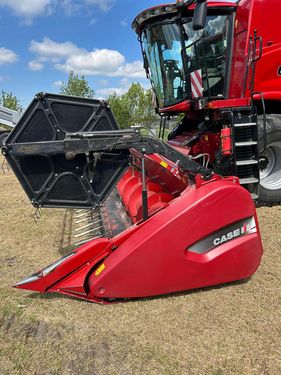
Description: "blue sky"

(0, 0), (165, 108)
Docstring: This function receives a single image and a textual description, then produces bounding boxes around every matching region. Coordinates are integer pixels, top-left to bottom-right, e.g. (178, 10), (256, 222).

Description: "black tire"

(257, 114), (281, 205)
(0, 132), (9, 147)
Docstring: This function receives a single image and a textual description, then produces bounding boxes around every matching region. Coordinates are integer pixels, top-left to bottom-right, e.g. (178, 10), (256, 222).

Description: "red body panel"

(16, 178), (263, 303)
(88, 181), (262, 300)
(152, 0), (281, 113)
(169, 132), (221, 162)
(229, 0), (281, 100)
(228, 0), (252, 99)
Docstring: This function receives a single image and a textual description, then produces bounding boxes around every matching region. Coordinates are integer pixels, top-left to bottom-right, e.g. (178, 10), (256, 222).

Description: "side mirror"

(192, 0), (207, 31)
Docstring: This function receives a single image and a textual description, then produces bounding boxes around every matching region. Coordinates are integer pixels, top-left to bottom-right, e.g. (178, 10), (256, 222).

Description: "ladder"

(232, 107), (260, 199)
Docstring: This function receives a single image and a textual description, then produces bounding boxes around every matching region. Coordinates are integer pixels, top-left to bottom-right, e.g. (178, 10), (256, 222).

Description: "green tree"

(60, 71), (95, 98)
(108, 83), (158, 129)
(107, 92), (130, 129)
(0, 91), (22, 111)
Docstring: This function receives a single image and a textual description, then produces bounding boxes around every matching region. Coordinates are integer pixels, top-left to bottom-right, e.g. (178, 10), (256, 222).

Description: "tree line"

(1, 71), (158, 128)
(0, 91), (22, 112)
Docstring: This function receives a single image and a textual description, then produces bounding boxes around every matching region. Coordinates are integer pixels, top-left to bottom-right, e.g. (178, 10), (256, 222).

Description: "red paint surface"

(221, 127), (232, 156)
(139, 0), (281, 114)
(168, 132), (221, 162)
(16, 175), (263, 304)
(88, 180), (262, 300)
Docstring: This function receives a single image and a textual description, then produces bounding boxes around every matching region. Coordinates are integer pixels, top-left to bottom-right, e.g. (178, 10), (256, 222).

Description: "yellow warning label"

(95, 264), (105, 276)
(160, 161), (168, 168)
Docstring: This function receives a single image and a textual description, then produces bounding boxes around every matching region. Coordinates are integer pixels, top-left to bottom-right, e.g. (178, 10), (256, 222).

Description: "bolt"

(66, 152), (75, 160)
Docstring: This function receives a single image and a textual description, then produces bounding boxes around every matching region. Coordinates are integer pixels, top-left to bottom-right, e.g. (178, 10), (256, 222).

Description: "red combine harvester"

(5, 0), (281, 304)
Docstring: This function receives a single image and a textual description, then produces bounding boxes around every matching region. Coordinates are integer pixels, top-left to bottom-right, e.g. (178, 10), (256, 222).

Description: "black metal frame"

(3, 94), (213, 210)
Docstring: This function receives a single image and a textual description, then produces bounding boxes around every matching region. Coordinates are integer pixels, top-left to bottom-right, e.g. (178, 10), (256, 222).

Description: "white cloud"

(56, 49), (125, 75)
(96, 79), (150, 98)
(30, 37), (83, 61)
(0, 0), (114, 24)
(53, 80), (63, 88)
(0, 0), (52, 23)
(96, 77), (131, 97)
(28, 60), (44, 71)
(85, 0), (114, 12)
(115, 61), (144, 78)
(0, 47), (18, 65)
(29, 38), (145, 78)
(57, 52), (145, 78)
(60, 0), (80, 16)
(96, 87), (128, 97)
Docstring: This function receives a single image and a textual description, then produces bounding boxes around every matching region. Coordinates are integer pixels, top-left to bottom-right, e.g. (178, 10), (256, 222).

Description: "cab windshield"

(142, 14), (231, 108)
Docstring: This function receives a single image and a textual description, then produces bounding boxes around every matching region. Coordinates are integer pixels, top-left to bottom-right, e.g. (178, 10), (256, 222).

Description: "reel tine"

(75, 216), (95, 224)
(33, 208), (41, 223)
(75, 212), (92, 219)
(74, 222), (96, 231)
(1, 158), (10, 174)
(71, 206), (107, 245)
(75, 215), (102, 224)
(91, 217), (103, 225)
(74, 225), (104, 238)
(74, 227), (104, 238)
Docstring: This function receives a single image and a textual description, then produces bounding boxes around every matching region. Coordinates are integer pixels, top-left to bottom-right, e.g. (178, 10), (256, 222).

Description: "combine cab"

(133, 0), (281, 204)
(3, 92), (263, 303)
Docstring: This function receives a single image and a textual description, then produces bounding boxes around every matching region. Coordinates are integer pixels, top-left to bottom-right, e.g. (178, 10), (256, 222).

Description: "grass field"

(1, 158), (281, 375)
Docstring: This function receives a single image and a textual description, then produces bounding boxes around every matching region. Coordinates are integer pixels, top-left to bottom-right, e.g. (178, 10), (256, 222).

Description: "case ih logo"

(189, 217), (257, 254)
(213, 218), (257, 246)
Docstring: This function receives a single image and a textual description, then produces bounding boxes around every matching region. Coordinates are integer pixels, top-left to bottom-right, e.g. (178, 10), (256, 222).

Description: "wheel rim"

(260, 141), (281, 190)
